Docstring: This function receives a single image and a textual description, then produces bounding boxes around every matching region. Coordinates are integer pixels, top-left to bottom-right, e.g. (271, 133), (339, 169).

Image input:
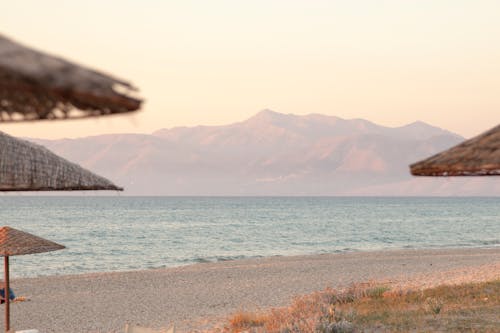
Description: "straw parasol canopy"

(410, 124), (500, 176)
(0, 34), (142, 122)
(0, 130), (121, 191)
(0, 226), (65, 332)
(0, 226), (65, 256)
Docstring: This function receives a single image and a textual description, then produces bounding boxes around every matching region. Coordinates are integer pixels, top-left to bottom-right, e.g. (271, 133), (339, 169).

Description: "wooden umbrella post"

(4, 256), (9, 333)
(0, 227), (65, 333)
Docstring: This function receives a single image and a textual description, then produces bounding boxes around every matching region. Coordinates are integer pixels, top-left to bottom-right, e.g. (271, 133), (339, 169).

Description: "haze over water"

(3, 196), (499, 278)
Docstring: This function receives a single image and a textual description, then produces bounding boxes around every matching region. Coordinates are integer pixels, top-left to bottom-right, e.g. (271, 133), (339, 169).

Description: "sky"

(1, 0), (499, 139)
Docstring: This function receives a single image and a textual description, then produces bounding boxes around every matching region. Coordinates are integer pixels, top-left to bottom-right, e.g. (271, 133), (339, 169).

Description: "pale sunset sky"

(1, 0), (499, 139)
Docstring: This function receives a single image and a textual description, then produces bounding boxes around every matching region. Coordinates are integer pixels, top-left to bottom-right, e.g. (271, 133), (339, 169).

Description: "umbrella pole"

(4, 256), (9, 333)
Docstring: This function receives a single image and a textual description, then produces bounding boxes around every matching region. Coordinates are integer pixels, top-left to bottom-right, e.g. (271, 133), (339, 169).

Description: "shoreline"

(5, 248), (500, 333)
(13, 245), (500, 280)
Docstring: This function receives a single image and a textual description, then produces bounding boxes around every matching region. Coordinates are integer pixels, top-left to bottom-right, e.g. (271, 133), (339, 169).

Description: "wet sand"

(5, 248), (500, 332)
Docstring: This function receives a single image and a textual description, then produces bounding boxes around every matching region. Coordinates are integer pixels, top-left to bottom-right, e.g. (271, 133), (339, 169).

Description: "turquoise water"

(1, 196), (499, 278)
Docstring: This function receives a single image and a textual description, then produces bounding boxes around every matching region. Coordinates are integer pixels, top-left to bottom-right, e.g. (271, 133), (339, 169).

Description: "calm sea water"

(1, 196), (499, 278)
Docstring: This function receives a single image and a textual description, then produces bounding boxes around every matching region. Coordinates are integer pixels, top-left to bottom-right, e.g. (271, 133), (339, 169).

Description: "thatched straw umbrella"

(0, 226), (65, 332)
(0, 130), (121, 191)
(410, 124), (500, 176)
(0, 34), (142, 122)
(0, 130), (119, 331)
(0, 32), (137, 331)
(0, 130), (120, 332)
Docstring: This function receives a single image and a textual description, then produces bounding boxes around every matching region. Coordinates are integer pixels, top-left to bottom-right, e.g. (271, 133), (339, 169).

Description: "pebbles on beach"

(4, 248), (499, 333)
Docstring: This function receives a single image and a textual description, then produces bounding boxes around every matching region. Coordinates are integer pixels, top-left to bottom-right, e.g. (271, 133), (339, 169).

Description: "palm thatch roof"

(410, 124), (500, 176)
(0, 34), (142, 122)
(0, 226), (65, 256)
(0, 131), (121, 191)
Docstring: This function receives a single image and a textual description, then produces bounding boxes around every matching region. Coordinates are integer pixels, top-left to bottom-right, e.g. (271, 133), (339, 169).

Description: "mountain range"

(30, 110), (500, 195)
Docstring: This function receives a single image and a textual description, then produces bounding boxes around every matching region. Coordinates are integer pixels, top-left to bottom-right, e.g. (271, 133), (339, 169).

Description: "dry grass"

(229, 312), (267, 331)
(219, 280), (500, 333)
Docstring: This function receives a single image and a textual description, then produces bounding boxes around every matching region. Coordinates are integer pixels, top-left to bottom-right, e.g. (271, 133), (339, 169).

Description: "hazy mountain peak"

(152, 111), (462, 143)
(302, 113), (344, 123)
(249, 109), (343, 123)
(394, 120), (461, 140)
(29, 111), (489, 196)
(257, 108), (280, 116)
(401, 120), (438, 129)
(408, 120), (427, 126)
(246, 109), (293, 123)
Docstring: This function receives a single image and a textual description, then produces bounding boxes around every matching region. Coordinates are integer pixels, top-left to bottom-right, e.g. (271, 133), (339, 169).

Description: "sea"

(1, 196), (499, 278)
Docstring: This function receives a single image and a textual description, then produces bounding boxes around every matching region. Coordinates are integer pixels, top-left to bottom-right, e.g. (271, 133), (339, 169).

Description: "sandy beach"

(4, 248), (499, 333)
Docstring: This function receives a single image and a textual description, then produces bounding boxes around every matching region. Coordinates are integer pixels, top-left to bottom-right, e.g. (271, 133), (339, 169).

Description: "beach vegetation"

(229, 312), (266, 331)
(366, 286), (390, 299)
(221, 280), (500, 333)
(425, 296), (444, 315)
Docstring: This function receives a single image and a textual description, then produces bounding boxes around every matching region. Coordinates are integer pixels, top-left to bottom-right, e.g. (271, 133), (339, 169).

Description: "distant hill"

(31, 110), (500, 195)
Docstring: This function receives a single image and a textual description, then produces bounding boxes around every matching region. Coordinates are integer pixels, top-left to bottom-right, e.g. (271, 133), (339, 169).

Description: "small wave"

(193, 257), (212, 263)
(477, 240), (500, 246)
(183, 254), (262, 264)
